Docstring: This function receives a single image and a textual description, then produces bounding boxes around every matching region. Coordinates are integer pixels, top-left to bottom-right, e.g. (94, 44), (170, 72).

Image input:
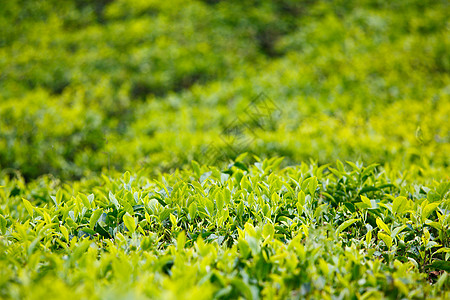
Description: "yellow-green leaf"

(378, 232), (393, 248)
(189, 202), (197, 220)
(177, 231), (186, 250)
(145, 212), (151, 223)
(123, 213), (136, 234)
(434, 247), (450, 254)
(422, 202), (440, 222)
(170, 214), (177, 227)
(22, 198), (34, 218)
(263, 223), (275, 239)
(123, 171), (131, 183)
(298, 190), (306, 206)
(43, 211), (52, 224)
(0, 215), (7, 234)
(56, 189), (63, 205)
(309, 176), (318, 197)
(336, 218), (360, 237)
(366, 229), (372, 246)
(376, 218), (391, 235)
(60, 225), (69, 242)
(90, 209), (103, 230)
(191, 160), (201, 178)
(392, 196), (407, 215)
(361, 195), (372, 208)
(78, 193), (91, 209)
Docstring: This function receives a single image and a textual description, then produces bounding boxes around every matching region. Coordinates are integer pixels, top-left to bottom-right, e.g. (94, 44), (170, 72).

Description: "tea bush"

(1, 159), (449, 298)
(0, 0), (449, 298)
(0, 0), (448, 179)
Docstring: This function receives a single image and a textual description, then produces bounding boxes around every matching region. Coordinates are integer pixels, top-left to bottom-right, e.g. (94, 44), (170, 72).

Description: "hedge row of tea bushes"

(1, 1), (449, 297)
(1, 0), (449, 180)
(1, 159), (449, 298)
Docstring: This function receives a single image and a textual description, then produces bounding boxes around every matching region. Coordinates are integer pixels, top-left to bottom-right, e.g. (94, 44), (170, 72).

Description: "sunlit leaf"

(123, 213), (136, 234)
(376, 218), (391, 235)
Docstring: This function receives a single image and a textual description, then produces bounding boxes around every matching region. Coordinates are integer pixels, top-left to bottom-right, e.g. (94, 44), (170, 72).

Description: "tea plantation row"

(1, 158), (449, 298)
(0, 0), (449, 298)
(1, 0), (448, 180)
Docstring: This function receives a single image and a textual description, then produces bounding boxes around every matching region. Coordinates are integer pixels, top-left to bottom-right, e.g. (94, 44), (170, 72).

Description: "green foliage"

(1, 160), (449, 298)
(0, 0), (448, 180)
(0, 0), (449, 298)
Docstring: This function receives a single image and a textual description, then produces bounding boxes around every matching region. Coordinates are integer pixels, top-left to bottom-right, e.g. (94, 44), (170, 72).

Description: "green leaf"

(234, 162), (249, 172)
(344, 202), (356, 213)
(160, 209), (171, 221)
(336, 160), (345, 172)
(422, 202), (440, 221)
(205, 199), (215, 216)
(425, 260), (450, 272)
(123, 201), (134, 215)
(109, 192), (120, 209)
(435, 271), (448, 290)
(43, 211), (52, 224)
(361, 195), (372, 208)
(298, 190), (306, 206)
(433, 247), (450, 254)
(235, 152), (248, 162)
(170, 213), (177, 227)
(378, 232), (393, 248)
(70, 240), (91, 263)
(80, 228), (96, 235)
(50, 196), (58, 207)
(238, 238), (250, 259)
(376, 218), (391, 235)
(123, 213), (136, 234)
(426, 221), (442, 231)
(336, 218), (360, 237)
(427, 190), (441, 202)
(0, 215), (7, 234)
(308, 176), (318, 197)
(123, 171), (131, 184)
(365, 229), (372, 246)
(60, 225), (69, 242)
(56, 189), (63, 204)
(262, 223), (274, 239)
(22, 198), (34, 218)
(191, 160), (201, 178)
(392, 196), (407, 215)
(177, 231), (186, 250)
(246, 237), (260, 255)
(231, 278), (254, 300)
(314, 203), (328, 219)
(87, 194), (94, 204)
(436, 182), (450, 198)
(65, 217), (77, 229)
(216, 192), (224, 211)
(359, 186), (380, 194)
(89, 209), (103, 230)
(189, 202), (197, 220)
(361, 163), (379, 177)
(95, 223), (111, 239)
(391, 225), (407, 238)
(78, 193), (91, 209)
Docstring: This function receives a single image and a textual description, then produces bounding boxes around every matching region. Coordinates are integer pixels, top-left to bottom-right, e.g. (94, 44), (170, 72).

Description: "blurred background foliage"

(0, 0), (449, 180)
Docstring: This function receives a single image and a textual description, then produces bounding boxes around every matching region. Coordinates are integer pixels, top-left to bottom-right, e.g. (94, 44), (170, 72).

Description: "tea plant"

(1, 0), (448, 180)
(1, 159), (449, 298)
(0, 0), (449, 298)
